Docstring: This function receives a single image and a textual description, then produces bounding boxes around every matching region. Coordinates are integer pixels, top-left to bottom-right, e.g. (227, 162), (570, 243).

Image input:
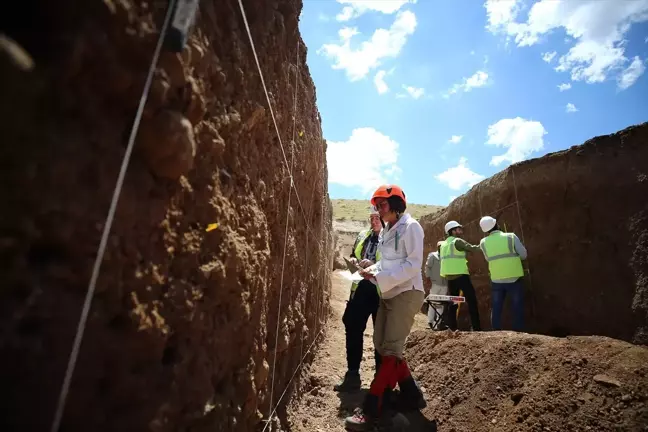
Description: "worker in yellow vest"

(479, 216), (528, 331)
(439, 220), (482, 331)
(334, 210), (383, 392)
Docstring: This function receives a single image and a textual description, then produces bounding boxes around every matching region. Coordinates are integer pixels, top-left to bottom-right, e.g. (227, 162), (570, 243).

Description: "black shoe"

(334, 370), (361, 392)
(396, 376), (427, 411)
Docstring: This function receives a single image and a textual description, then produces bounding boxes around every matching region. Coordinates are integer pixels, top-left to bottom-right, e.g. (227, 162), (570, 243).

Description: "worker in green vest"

(479, 216), (528, 331)
(439, 220), (482, 331)
(334, 210), (383, 392)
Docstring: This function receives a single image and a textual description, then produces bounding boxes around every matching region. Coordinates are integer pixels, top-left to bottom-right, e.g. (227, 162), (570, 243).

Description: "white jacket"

(374, 213), (425, 299)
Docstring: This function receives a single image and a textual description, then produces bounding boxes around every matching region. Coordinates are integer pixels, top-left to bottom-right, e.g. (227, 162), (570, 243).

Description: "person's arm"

(454, 237), (480, 253)
(479, 238), (487, 256)
(374, 223), (424, 293)
(513, 234), (528, 260)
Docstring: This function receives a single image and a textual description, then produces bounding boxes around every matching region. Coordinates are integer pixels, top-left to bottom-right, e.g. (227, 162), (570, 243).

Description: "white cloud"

(558, 82), (572, 91)
(374, 70), (389, 94)
(336, 0), (416, 21)
(319, 11), (417, 81)
(403, 85), (425, 99)
(336, 7), (356, 22)
(445, 70), (490, 97)
(617, 56), (646, 90)
(448, 135), (463, 144)
(435, 157), (485, 191)
(542, 51), (557, 63)
(485, 0), (648, 88)
(485, 0), (522, 32)
(327, 127), (400, 193)
(486, 117), (547, 166)
(565, 103), (578, 113)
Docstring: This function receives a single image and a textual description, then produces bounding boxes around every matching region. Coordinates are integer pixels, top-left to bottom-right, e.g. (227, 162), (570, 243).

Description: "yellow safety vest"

(481, 231), (524, 280)
(439, 236), (468, 277)
(351, 230), (381, 296)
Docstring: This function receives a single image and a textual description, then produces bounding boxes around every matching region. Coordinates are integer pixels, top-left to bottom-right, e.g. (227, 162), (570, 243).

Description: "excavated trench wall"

(0, 0), (332, 431)
(420, 123), (648, 343)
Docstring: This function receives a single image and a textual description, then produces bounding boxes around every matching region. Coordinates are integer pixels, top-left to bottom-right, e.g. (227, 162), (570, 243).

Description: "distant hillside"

(331, 199), (443, 222)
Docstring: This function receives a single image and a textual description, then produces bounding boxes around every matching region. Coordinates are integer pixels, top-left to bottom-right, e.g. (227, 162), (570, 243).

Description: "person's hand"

(349, 257), (359, 265)
(358, 259), (374, 268)
(359, 268), (374, 280)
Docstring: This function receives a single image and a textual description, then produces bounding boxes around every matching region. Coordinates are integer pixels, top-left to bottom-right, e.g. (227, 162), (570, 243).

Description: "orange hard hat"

(370, 184), (407, 206)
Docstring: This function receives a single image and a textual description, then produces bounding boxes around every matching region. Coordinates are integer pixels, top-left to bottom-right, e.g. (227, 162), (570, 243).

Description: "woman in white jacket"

(345, 184), (426, 430)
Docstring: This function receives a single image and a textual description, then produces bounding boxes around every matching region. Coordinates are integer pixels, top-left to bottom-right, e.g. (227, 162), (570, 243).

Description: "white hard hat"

(444, 220), (462, 234)
(480, 216), (497, 233)
(369, 208), (380, 217)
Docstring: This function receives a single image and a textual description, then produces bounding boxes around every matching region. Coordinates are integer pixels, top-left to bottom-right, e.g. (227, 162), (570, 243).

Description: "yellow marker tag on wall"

(206, 223), (219, 232)
(299, 131), (304, 137)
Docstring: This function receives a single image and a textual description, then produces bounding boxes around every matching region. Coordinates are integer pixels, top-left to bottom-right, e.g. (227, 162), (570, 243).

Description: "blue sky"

(297, 0), (648, 205)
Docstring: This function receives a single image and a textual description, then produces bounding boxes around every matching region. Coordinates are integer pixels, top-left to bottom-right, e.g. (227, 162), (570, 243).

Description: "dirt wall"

(420, 123), (648, 343)
(0, 0), (332, 431)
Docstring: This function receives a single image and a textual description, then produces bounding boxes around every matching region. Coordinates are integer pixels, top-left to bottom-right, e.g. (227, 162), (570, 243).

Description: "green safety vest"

(353, 230), (382, 261)
(351, 230), (381, 296)
(439, 236), (468, 277)
(481, 231), (524, 280)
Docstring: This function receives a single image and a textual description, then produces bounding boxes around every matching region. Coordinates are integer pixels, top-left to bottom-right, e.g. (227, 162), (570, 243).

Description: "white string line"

(267, 36), (303, 422)
(236, 2), (330, 424)
(291, 42), (300, 148)
(511, 167), (535, 317)
(236, 0), (312, 238)
(267, 167), (293, 421)
(49, 2), (177, 431)
(460, 200), (519, 232)
(477, 184), (485, 240)
(511, 169), (527, 248)
(237, 3), (334, 426)
(263, 198), (326, 429)
(301, 167), (324, 361)
(261, 327), (324, 432)
(288, 40), (302, 359)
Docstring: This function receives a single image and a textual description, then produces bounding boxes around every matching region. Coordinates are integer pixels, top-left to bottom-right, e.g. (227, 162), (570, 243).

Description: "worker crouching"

(345, 185), (426, 431)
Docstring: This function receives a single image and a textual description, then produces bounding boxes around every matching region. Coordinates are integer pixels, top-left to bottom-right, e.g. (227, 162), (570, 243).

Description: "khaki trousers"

(373, 289), (425, 358)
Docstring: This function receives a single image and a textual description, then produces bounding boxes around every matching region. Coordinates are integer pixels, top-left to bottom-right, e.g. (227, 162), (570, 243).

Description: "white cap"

(479, 216), (497, 233)
(444, 220), (462, 234)
(369, 209), (380, 217)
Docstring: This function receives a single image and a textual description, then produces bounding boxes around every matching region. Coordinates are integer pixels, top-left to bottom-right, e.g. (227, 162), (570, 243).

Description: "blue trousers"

(491, 279), (524, 331)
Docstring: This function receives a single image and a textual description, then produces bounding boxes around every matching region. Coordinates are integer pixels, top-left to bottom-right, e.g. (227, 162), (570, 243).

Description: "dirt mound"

(420, 123), (648, 343)
(405, 331), (648, 431)
(0, 1), (331, 431)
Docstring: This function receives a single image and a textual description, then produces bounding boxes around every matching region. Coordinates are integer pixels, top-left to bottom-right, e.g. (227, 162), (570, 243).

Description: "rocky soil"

(406, 331), (648, 432)
(0, 0), (331, 431)
(420, 123), (648, 343)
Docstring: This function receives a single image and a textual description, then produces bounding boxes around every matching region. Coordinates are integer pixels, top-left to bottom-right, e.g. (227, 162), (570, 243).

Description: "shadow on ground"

(336, 388), (368, 418)
(402, 411), (437, 432)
